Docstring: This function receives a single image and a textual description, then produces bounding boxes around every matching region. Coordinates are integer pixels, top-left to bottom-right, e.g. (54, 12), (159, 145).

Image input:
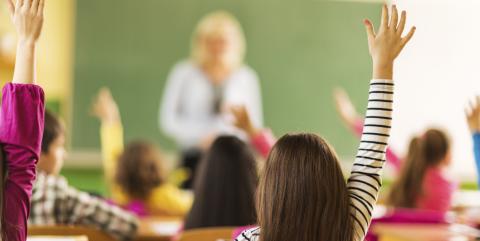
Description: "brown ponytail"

(387, 129), (450, 208)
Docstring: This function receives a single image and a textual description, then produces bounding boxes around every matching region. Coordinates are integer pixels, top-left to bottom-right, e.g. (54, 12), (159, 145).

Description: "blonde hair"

(191, 11), (246, 69)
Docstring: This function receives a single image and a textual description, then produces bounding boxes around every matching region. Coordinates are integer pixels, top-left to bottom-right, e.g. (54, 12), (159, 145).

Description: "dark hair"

(184, 136), (258, 230)
(387, 129), (450, 208)
(41, 110), (64, 154)
(115, 140), (165, 200)
(257, 133), (354, 241)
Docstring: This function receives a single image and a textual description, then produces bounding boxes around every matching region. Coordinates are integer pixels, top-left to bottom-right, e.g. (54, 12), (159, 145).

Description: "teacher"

(159, 11), (263, 188)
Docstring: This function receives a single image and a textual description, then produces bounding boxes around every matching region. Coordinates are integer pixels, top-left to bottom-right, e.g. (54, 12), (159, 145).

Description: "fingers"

(363, 19), (376, 42)
(401, 26), (416, 47)
(6, 0), (15, 16)
(23, 0), (31, 9)
(380, 4), (389, 31)
(397, 11), (406, 35)
(31, 0), (40, 13)
(16, 0), (23, 9)
(37, 0), (44, 15)
(390, 5), (398, 30)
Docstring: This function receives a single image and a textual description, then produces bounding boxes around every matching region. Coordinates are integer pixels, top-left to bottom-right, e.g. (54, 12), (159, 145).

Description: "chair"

(28, 225), (116, 241)
(178, 227), (237, 241)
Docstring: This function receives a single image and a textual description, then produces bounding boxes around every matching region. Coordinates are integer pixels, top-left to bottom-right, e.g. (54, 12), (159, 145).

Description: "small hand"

(466, 96), (480, 133)
(333, 88), (359, 127)
(229, 105), (258, 138)
(91, 88), (121, 124)
(7, 0), (45, 44)
(364, 5), (416, 79)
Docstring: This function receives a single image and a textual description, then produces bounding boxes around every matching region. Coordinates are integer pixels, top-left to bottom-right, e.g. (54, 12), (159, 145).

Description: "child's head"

(116, 140), (166, 200)
(257, 133), (354, 241)
(38, 110), (66, 175)
(388, 128), (451, 208)
(184, 135), (257, 230)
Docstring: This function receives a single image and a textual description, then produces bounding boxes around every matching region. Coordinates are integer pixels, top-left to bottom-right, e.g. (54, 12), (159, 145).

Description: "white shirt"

(159, 61), (263, 149)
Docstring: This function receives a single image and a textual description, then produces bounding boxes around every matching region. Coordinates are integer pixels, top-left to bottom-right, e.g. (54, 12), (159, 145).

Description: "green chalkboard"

(72, 0), (381, 157)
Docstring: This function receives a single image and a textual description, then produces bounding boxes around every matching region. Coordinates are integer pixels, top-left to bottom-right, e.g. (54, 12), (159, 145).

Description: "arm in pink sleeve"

(250, 129), (276, 159)
(0, 83), (45, 241)
(353, 119), (402, 172)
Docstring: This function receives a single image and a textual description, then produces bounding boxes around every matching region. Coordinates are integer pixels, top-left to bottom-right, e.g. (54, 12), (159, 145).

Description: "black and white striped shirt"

(235, 79), (394, 241)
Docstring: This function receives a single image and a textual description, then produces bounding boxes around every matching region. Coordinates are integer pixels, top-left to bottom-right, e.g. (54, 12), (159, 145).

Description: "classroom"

(0, 0), (479, 240)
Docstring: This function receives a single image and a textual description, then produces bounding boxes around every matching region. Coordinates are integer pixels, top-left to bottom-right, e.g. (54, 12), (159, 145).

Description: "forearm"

(13, 41), (36, 84)
(473, 133), (480, 187)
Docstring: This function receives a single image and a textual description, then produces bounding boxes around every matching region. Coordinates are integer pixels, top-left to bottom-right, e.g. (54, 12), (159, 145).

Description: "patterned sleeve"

(347, 79), (394, 241)
(62, 184), (139, 240)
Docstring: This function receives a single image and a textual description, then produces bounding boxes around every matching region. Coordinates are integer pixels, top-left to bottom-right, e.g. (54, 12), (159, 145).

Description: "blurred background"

(1, 0), (479, 194)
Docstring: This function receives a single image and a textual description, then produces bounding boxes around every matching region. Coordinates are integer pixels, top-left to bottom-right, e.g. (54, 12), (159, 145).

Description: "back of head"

(184, 135), (257, 230)
(388, 128), (450, 208)
(257, 133), (353, 241)
(116, 140), (165, 200)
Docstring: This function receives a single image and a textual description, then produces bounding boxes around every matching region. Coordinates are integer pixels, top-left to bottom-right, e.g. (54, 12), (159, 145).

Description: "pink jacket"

(0, 83), (45, 241)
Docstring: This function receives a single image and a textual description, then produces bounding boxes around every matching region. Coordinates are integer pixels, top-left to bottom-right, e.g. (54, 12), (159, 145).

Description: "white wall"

(390, 0), (480, 180)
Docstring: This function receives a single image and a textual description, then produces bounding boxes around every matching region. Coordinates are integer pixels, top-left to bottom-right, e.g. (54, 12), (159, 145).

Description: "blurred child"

(465, 96), (480, 186)
(0, 0), (45, 239)
(236, 5), (415, 241)
(29, 110), (138, 241)
(334, 89), (457, 213)
(92, 88), (192, 216)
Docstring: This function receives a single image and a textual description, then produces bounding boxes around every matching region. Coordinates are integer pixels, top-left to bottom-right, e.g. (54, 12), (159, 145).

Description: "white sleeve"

(159, 63), (209, 147)
(347, 79), (394, 241)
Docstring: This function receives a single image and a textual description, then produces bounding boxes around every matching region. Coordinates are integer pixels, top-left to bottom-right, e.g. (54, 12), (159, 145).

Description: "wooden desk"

(373, 223), (479, 241)
(28, 236), (88, 241)
(135, 217), (182, 241)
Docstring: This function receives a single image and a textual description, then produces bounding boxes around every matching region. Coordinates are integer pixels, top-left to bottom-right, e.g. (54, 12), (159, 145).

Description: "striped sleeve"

(347, 79), (394, 241)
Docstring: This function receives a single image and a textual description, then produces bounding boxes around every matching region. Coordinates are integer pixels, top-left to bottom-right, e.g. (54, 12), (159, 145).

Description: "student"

(465, 96), (480, 187)
(92, 88), (192, 216)
(29, 110), (139, 241)
(236, 5), (415, 241)
(1, 0), (45, 239)
(334, 90), (457, 213)
(181, 105), (274, 231)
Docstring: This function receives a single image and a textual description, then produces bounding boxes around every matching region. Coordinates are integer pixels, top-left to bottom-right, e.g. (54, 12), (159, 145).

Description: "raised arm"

(92, 88), (125, 199)
(230, 105), (275, 159)
(1, 0), (45, 240)
(465, 96), (480, 187)
(334, 88), (402, 171)
(347, 5), (415, 241)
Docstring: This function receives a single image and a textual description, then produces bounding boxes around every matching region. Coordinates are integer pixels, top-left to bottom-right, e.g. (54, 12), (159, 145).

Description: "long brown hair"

(387, 129), (450, 208)
(184, 136), (257, 230)
(257, 133), (354, 241)
(115, 140), (166, 200)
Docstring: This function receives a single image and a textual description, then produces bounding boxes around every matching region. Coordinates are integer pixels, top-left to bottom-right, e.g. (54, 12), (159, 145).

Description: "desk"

(28, 236), (88, 241)
(373, 223), (479, 241)
(135, 217), (182, 241)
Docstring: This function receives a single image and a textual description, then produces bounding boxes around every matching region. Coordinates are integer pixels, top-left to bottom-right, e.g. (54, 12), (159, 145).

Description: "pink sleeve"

(0, 83), (45, 241)
(251, 129), (276, 159)
(353, 119), (402, 172)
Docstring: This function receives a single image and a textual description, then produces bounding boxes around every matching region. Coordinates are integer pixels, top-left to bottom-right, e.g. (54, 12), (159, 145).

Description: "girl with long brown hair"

(235, 5), (415, 241)
(1, 0), (45, 239)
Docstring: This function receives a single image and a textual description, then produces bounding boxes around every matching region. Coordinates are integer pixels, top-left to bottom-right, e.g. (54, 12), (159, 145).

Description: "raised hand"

(364, 5), (416, 79)
(230, 105), (258, 138)
(8, 0), (45, 44)
(92, 88), (121, 124)
(333, 88), (359, 127)
(8, 0), (45, 84)
(466, 96), (480, 133)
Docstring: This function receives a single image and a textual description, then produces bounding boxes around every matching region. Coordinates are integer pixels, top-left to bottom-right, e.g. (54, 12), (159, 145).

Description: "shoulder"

(170, 60), (197, 75)
(34, 172), (68, 190)
(235, 227), (261, 241)
(424, 168), (458, 191)
(236, 65), (259, 80)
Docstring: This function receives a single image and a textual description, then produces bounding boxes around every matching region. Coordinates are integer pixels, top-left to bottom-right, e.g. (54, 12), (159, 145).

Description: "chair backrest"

(178, 227), (237, 241)
(28, 225), (116, 241)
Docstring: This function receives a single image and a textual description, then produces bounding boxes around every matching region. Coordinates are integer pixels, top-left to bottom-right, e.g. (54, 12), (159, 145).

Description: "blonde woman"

(159, 11), (263, 188)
